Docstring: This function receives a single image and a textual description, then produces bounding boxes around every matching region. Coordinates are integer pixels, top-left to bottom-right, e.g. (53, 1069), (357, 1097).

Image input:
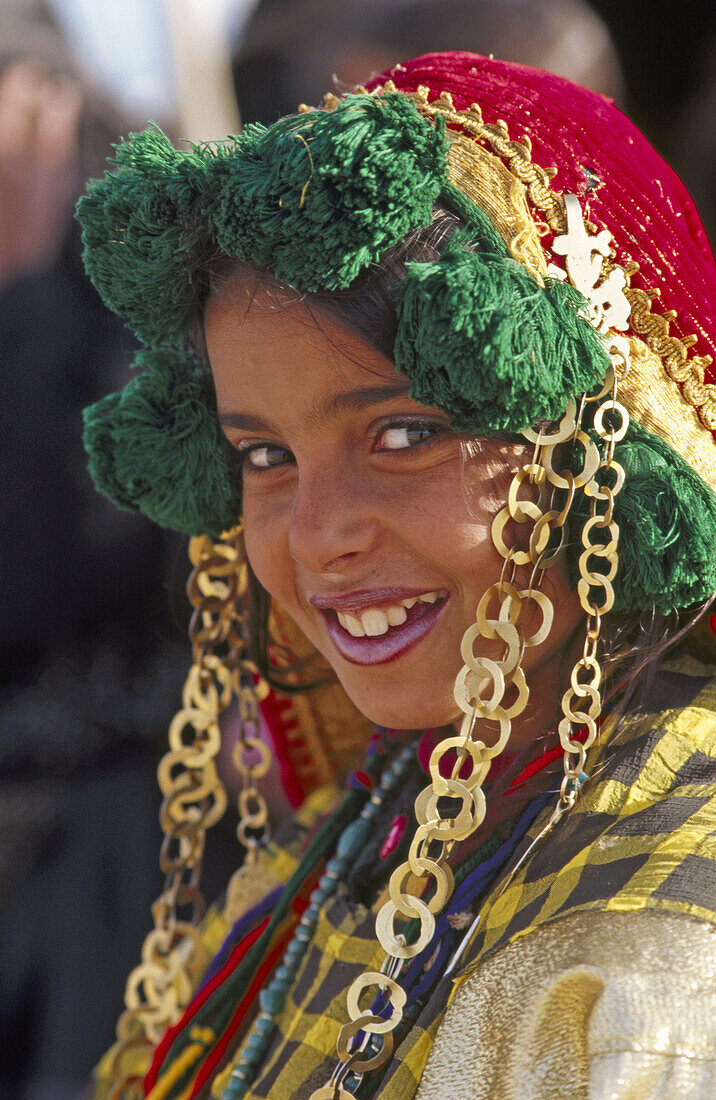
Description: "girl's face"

(206, 277), (580, 732)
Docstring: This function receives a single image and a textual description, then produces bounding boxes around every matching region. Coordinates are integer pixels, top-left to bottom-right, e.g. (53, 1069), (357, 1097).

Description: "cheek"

(243, 492), (292, 602)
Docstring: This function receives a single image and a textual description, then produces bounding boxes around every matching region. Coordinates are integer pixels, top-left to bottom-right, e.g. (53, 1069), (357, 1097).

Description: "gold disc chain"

(108, 526), (268, 1096)
(310, 400), (590, 1096)
(558, 366), (629, 805)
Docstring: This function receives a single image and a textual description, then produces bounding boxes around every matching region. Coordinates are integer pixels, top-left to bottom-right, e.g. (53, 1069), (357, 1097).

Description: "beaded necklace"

(222, 742), (417, 1099)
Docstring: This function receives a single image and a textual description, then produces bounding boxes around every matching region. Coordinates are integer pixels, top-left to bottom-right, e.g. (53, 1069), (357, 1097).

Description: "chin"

(337, 676), (458, 730)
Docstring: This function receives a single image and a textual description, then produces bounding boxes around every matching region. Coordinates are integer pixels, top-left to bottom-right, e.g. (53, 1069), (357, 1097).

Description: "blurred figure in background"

(0, 3), (241, 1098)
(233, 0), (624, 124)
(670, 34), (716, 245)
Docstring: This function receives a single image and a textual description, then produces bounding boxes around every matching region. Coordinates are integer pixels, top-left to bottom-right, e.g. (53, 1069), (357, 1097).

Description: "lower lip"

(322, 597), (449, 666)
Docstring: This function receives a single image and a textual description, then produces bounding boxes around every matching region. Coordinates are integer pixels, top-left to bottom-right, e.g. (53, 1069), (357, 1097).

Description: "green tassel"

(77, 95), (447, 346)
(77, 126), (213, 347)
(393, 231), (609, 433)
(207, 94), (448, 293)
(82, 347), (238, 536)
(569, 419), (716, 612)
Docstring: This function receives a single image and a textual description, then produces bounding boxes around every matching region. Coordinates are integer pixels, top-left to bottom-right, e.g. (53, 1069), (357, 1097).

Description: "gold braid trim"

(311, 80), (716, 472)
(621, 335), (716, 489)
(405, 84), (566, 233)
(625, 286), (716, 432)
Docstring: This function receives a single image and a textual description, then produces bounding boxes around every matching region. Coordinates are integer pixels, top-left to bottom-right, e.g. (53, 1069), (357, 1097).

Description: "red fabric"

(143, 916), (271, 1093)
(260, 688), (314, 808)
(187, 927), (296, 1099)
(505, 726), (590, 792)
(380, 814), (408, 859)
(365, 53), (716, 440)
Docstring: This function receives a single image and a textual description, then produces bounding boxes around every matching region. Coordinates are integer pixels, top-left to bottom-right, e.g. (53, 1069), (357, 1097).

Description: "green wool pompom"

(569, 420), (716, 613)
(77, 96), (447, 345)
(83, 348), (238, 536)
(393, 233), (609, 433)
(77, 127), (213, 347)
(206, 93), (448, 291)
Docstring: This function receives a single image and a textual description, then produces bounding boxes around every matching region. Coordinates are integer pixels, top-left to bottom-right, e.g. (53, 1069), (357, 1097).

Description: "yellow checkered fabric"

(210, 654), (716, 1100)
(470, 654), (716, 966)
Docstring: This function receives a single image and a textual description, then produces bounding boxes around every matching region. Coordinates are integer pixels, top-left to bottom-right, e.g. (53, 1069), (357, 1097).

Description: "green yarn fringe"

(568, 418), (716, 613)
(208, 94), (447, 292)
(78, 127), (210, 347)
(393, 231), (609, 433)
(77, 94), (447, 347)
(83, 348), (238, 536)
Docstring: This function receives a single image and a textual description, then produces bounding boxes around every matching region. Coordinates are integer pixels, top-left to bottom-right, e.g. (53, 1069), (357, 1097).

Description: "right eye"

(238, 443), (294, 471)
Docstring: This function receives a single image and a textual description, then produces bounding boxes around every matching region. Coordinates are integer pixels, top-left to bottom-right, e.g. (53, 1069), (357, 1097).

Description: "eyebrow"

(219, 380), (413, 431)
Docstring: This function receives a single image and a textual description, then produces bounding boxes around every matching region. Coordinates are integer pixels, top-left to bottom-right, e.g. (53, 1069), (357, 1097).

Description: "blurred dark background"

(1, 2), (714, 1098)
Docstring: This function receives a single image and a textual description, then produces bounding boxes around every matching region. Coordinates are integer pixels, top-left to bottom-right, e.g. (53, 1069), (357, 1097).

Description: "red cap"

(367, 52), (716, 441)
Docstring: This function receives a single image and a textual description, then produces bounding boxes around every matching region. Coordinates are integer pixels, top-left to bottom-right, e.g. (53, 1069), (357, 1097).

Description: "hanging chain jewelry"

(309, 188), (637, 1096)
(108, 526), (268, 1099)
(459, 197), (635, 911)
(308, 401), (585, 1097)
(557, 362), (629, 809)
(547, 191), (633, 811)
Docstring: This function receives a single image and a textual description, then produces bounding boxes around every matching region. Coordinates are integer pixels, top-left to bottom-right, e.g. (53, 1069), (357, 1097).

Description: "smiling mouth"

(320, 590), (450, 666)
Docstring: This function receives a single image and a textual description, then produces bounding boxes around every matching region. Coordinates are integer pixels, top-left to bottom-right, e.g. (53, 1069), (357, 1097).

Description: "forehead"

(204, 271), (404, 409)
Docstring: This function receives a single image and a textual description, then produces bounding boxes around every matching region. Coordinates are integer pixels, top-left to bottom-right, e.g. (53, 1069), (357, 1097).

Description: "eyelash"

(234, 417), (449, 473)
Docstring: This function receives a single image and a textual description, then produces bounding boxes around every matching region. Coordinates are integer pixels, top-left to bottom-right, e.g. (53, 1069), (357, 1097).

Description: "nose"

(288, 456), (381, 575)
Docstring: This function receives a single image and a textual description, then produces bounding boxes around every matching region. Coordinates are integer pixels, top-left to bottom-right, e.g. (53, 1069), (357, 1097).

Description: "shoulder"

(476, 655), (716, 961)
(419, 907), (716, 1100)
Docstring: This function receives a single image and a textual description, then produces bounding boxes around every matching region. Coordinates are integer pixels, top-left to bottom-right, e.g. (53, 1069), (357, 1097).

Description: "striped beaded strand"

(222, 743), (417, 1099)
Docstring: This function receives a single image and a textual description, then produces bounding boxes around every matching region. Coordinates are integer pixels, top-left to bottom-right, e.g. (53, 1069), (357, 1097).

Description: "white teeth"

(335, 591), (444, 639)
(386, 605), (408, 626)
(361, 609), (390, 636)
(337, 611), (366, 637)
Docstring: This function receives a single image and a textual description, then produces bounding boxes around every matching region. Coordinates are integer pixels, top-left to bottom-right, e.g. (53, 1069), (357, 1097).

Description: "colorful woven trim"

(356, 73), (716, 487)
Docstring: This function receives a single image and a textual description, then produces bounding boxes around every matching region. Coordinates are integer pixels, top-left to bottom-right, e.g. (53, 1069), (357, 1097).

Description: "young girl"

(78, 52), (716, 1100)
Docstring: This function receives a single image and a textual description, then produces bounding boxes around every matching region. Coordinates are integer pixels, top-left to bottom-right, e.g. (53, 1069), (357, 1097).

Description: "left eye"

(377, 424), (441, 450)
(242, 444), (292, 470)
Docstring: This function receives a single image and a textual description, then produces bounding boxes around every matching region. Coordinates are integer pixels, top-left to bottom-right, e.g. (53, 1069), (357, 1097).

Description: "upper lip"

(310, 587), (446, 612)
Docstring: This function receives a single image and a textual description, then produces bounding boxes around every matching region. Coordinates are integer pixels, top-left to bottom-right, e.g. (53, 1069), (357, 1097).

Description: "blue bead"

(254, 1015), (274, 1036)
(273, 965), (292, 984)
(259, 988), (285, 1015)
(223, 1073), (248, 1100)
(337, 819), (371, 858)
(325, 857), (344, 875)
